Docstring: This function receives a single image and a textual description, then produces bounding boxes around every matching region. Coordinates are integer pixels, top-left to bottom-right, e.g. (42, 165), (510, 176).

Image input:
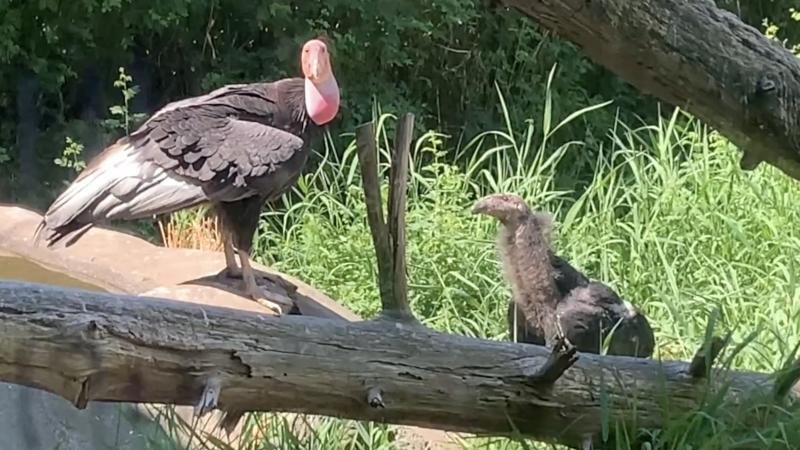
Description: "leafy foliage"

(0, 0), (654, 200)
(718, 0), (800, 47)
(105, 66), (148, 134)
(2, 0), (798, 202)
(53, 136), (86, 174)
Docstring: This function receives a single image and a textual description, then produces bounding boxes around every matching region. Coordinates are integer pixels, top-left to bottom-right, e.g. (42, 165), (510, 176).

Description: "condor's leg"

(219, 198), (294, 314)
(222, 229), (242, 278)
(237, 249), (293, 314)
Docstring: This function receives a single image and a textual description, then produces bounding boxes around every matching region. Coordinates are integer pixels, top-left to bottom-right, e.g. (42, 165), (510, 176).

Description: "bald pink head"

(301, 39), (340, 125)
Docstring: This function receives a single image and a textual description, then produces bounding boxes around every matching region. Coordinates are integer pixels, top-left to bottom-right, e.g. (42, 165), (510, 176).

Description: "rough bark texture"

(355, 122), (394, 310)
(387, 113), (414, 319)
(356, 118), (417, 321)
(502, 0), (800, 180)
(0, 281), (796, 449)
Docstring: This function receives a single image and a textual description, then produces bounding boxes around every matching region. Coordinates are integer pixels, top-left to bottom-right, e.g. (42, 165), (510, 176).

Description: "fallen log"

(499, 0), (800, 180)
(0, 280), (796, 449)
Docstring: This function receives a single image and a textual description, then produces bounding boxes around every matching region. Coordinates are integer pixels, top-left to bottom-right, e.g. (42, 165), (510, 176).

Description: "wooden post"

(355, 121), (394, 311)
(387, 113), (414, 320)
(356, 114), (417, 322)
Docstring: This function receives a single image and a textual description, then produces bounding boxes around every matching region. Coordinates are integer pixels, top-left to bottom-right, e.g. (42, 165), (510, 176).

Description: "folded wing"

(35, 85), (306, 248)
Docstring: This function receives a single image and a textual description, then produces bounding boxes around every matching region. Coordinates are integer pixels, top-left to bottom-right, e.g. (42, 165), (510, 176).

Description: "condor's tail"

(33, 139), (208, 249)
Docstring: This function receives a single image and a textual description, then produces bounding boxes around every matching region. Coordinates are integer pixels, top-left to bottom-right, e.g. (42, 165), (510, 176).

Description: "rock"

(0, 205), (358, 320)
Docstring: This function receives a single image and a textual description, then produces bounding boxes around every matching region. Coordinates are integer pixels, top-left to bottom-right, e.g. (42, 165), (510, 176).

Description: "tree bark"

(0, 281), (796, 449)
(500, 0), (800, 180)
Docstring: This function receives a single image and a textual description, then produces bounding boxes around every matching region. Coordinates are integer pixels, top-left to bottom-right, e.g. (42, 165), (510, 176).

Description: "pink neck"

(305, 76), (340, 125)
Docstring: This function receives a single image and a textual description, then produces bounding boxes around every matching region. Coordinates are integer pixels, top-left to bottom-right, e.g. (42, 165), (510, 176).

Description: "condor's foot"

(224, 246), (297, 295)
(230, 266), (297, 295)
(240, 250), (296, 315)
(258, 271), (298, 296)
(243, 274), (295, 315)
(251, 290), (293, 316)
(224, 264), (297, 296)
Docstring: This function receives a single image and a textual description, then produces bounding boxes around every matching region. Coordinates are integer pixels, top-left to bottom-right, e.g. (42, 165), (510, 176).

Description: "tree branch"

(356, 122), (394, 309)
(688, 336), (728, 379)
(500, 0), (800, 180)
(529, 336), (579, 385)
(356, 117), (417, 321)
(687, 308), (730, 379)
(1, 280), (797, 449)
(387, 113), (414, 320)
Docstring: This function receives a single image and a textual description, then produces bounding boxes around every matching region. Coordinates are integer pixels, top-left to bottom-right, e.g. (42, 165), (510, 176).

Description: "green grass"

(134, 87), (800, 449)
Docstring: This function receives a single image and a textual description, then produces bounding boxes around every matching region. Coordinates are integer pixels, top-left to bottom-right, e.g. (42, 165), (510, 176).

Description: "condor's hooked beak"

(310, 59), (321, 80)
(471, 198), (492, 215)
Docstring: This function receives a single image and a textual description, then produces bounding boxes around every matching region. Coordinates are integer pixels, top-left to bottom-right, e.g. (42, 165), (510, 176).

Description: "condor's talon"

(242, 272), (294, 316)
(255, 297), (289, 315)
(244, 280), (294, 315)
(246, 285), (294, 315)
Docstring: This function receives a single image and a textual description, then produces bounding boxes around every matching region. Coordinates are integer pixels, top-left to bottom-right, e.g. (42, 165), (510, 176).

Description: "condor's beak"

(310, 59), (320, 80)
(471, 198), (490, 215)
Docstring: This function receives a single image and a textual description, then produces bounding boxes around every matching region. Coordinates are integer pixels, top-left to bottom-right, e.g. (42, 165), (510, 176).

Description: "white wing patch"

(44, 142), (209, 227)
(620, 299), (638, 318)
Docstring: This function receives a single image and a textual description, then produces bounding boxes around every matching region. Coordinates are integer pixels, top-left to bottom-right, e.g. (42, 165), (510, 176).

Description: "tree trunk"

(0, 280), (795, 449)
(500, 0), (800, 180)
